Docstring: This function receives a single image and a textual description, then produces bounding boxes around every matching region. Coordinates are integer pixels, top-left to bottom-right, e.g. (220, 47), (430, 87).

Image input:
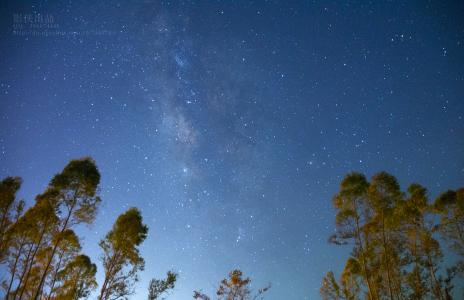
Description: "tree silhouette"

(320, 271), (341, 300)
(0, 177), (23, 262)
(98, 207), (148, 300)
(33, 157), (101, 299)
(14, 194), (59, 300)
(330, 172), (377, 299)
(323, 172), (462, 300)
(46, 229), (81, 300)
(148, 271), (177, 300)
(434, 188), (464, 257)
(193, 269), (270, 300)
(401, 184), (445, 299)
(53, 254), (97, 300)
(367, 172), (404, 299)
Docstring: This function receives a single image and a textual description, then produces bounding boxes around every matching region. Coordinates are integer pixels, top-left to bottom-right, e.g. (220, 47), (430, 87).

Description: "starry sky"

(1, 1), (464, 299)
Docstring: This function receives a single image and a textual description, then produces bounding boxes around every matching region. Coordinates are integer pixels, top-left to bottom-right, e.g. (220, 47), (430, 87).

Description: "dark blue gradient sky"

(1, 1), (463, 299)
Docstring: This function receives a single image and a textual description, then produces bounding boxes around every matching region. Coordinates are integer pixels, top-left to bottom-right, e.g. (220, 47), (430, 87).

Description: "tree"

(401, 184), (445, 299)
(330, 172), (377, 300)
(13, 194), (59, 300)
(148, 271), (177, 300)
(193, 291), (211, 300)
(52, 254), (97, 300)
(320, 259), (362, 300)
(320, 271), (341, 300)
(323, 172), (461, 300)
(0, 177), (23, 261)
(46, 229), (82, 300)
(0, 158), (101, 299)
(1, 200), (35, 298)
(434, 188), (464, 257)
(98, 207), (148, 300)
(193, 269), (270, 300)
(366, 172), (404, 300)
(339, 257), (362, 300)
(33, 157), (101, 300)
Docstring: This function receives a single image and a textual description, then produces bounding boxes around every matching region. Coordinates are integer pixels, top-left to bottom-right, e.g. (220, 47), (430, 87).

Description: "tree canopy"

(322, 171), (463, 300)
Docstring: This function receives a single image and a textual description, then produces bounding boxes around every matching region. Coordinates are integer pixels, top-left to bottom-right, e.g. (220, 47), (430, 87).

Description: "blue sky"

(1, 1), (463, 299)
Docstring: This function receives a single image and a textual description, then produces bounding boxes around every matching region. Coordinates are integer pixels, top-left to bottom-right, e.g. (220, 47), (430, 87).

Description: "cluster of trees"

(6, 158), (460, 300)
(0, 157), (269, 300)
(0, 158), (157, 300)
(320, 172), (463, 300)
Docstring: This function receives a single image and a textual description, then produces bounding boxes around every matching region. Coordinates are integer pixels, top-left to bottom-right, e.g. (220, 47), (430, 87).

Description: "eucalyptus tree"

(401, 184), (445, 300)
(148, 271), (177, 300)
(98, 207), (148, 300)
(367, 172), (405, 300)
(52, 254), (97, 300)
(433, 187), (464, 297)
(2, 202), (37, 298)
(15, 193), (59, 300)
(320, 259), (362, 300)
(320, 271), (341, 300)
(340, 257), (362, 300)
(330, 172), (377, 300)
(33, 157), (101, 299)
(322, 172), (462, 300)
(193, 269), (270, 300)
(45, 229), (81, 300)
(0, 177), (23, 261)
(434, 188), (464, 257)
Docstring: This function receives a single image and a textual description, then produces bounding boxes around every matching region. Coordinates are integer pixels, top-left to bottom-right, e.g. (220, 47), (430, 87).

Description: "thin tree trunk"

(381, 211), (395, 300)
(412, 232), (423, 298)
(6, 241), (25, 298)
(427, 255), (444, 300)
(354, 208), (376, 300)
(17, 224), (48, 300)
(98, 252), (120, 300)
(99, 270), (111, 300)
(46, 250), (64, 300)
(17, 243), (41, 300)
(13, 244), (34, 300)
(33, 197), (76, 300)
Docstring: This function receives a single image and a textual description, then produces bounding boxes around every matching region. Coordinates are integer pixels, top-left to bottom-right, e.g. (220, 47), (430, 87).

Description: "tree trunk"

(46, 250), (64, 300)
(354, 211), (376, 300)
(6, 241), (25, 298)
(33, 198), (76, 300)
(380, 211), (395, 300)
(98, 252), (120, 300)
(13, 244), (34, 300)
(427, 255), (444, 300)
(17, 224), (48, 300)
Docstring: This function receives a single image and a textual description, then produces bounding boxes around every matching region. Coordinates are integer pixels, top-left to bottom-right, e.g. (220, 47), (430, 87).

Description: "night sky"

(1, 1), (464, 299)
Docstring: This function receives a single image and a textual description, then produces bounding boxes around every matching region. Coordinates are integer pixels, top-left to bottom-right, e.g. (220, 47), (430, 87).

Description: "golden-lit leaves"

(98, 207), (148, 300)
(325, 171), (463, 300)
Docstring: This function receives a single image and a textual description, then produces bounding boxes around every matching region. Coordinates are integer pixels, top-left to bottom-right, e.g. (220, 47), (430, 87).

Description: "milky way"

(1, 1), (463, 299)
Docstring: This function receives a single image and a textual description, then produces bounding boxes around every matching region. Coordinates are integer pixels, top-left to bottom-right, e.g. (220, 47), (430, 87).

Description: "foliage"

(148, 271), (177, 300)
(0, 158), (101, 300)
(434, 188), (464, 257)
(33, 157), (101, 299)
(0, 158), (174, 300)
(193, 269), (270, 300)
(320, 271), (341, 300)
(0, 176), (23, 262)
(53, 254), (98, 299)
(322, 172), (463, 300)
(5, 159), (462, 300)
(98, 207), (148, 300)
